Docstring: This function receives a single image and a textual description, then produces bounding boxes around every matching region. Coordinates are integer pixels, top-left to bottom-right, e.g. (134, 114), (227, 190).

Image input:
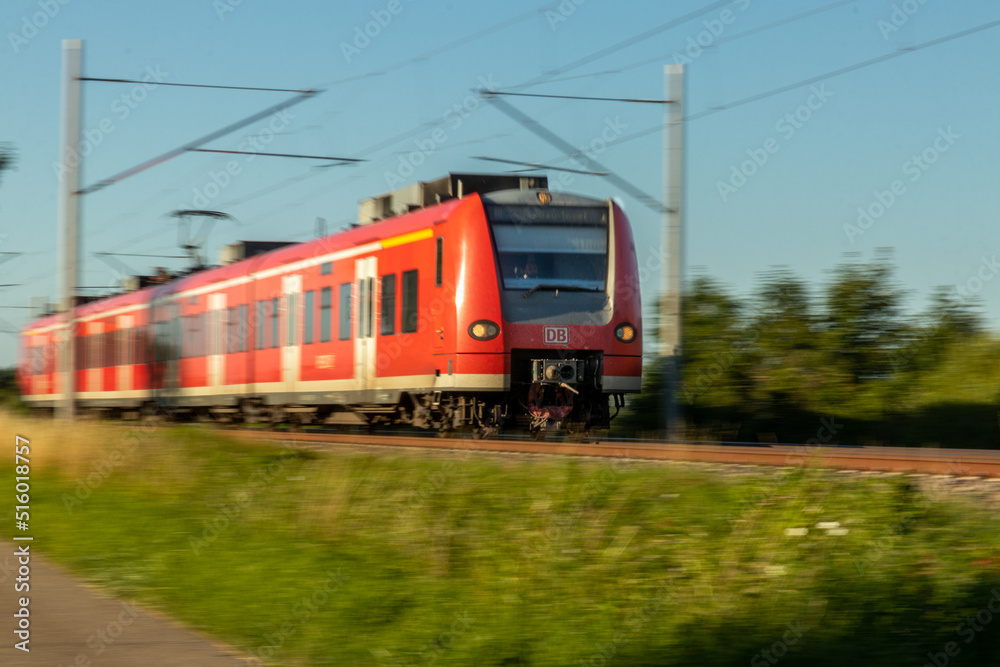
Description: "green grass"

(9, 417), (1000, 665)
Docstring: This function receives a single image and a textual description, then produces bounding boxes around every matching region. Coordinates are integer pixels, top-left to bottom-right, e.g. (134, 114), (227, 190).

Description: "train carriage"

(18, 174), (642, 436)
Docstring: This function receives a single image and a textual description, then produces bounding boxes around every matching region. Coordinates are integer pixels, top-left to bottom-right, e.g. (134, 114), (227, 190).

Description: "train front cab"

(479, 189), (643, 433)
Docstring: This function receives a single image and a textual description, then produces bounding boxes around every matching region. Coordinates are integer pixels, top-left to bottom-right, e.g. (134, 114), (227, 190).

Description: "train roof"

(22, 176), (609, 333)
(22, 193), (473, 335)
(166, 194), (468, 296)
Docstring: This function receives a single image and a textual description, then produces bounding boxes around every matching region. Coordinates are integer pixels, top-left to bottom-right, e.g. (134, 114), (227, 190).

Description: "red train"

(18, 174), (642, 436)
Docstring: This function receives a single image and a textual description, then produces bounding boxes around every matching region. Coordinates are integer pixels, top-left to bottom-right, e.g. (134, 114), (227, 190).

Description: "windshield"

(489, 205), (609, 291)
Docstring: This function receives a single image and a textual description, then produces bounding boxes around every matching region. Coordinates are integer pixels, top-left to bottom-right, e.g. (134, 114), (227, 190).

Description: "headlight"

(468, 320), (500, 341)
(615, 323), (636, 343)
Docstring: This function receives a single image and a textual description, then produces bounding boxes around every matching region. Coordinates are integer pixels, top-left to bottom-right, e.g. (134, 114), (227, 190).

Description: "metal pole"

(661, 64), (684, 439)
(57, 39), (82, 420)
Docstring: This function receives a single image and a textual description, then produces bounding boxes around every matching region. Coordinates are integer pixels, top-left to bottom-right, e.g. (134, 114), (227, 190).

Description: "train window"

(194, 315), (201, 357)
(321, 262), (332, 275)
(213, 310), (221, 356)
(380, 274), (396, 336)
(271, 297), (279, 349)
(235, 309), (242, 354)
(107, 330), (115, 367)
(304, 290), (315, 345)
(208, 312), (215, 357)
(435, 237), (443, 287)
(366, 278), (374, 338)
(226, 307), (235, 353)
(338, 283), (351, 341)
(75, 336), (84, 371)
(228, 308), (236, 353)
(236, 303), (250, 352)
(487, 205), (609, 291)
(257, 301), (265, 350)
(320, 287), (332, 343)
(401, 270), (418, 334)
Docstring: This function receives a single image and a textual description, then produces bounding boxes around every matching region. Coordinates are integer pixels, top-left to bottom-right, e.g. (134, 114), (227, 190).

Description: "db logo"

(543, 326), (569, 345)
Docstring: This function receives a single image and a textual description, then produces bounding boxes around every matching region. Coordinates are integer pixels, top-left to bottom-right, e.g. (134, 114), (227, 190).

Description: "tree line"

(623, 252), (1000, 448)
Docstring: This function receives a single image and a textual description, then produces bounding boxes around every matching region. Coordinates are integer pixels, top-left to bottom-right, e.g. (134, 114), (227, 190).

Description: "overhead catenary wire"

(77, 90), (320, 196)
(544, 14), (1000, 166)
(90, 4), (996, 262)
(79, 78), (315, 94)
(312, 1), (562, 89)
(480, 91), (672, 104)
(187, 148), (366, 162)
(486, 95), (668, 215)
(94, 251), (189, 259)
(96, 1), (736, 251)
(474, 156), (607, 176)
(208, 0), (860, 218)
(503, 0), (858, 92)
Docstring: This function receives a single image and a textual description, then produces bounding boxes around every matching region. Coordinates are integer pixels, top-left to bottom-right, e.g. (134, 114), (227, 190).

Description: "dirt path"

(1, 547), (254, 666)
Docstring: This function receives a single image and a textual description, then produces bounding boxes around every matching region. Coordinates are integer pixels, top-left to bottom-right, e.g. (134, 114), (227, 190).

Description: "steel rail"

(226, 430), (1000, 478)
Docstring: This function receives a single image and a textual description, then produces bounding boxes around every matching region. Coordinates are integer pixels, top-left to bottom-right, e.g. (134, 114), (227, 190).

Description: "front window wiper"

(522, 284), (601, 299)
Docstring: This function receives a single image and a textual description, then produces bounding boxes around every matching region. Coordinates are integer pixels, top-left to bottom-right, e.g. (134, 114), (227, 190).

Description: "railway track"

(227, 429), (1000, 478)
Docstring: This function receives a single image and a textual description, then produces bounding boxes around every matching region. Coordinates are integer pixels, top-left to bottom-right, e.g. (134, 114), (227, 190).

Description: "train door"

(354, 257), (377, 392)
(282, 274), (302, 397)
(208, 293), (226, 391)
(116, 315), (134, 392)
(433, 236), (444, 351)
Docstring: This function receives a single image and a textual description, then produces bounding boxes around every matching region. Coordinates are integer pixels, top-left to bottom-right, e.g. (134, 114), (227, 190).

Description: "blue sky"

(1, 0), (999, 366)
